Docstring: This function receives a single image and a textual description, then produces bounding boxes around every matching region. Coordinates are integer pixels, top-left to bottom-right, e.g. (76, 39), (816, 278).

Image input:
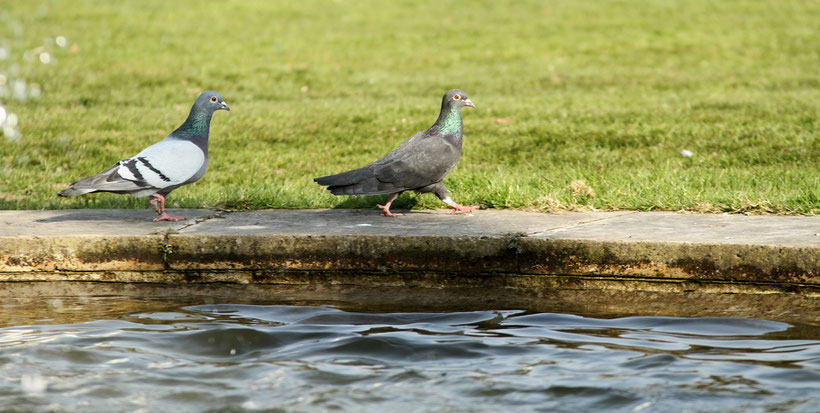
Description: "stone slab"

(0, 209), (219, 236)
(0, 209), (817, 294)
(177, 209), (632, 237)
(531, 211), (820, 247)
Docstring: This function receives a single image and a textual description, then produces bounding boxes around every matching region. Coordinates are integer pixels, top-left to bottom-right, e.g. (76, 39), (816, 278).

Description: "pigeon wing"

(314, 131), (461, 196)
(373, 131), (460, 190)
(58, 139), (204, 197)
(116, 139), (205, 188)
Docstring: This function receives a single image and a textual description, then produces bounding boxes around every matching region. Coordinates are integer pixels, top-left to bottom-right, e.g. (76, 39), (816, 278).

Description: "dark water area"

(1, 300), (819, 412)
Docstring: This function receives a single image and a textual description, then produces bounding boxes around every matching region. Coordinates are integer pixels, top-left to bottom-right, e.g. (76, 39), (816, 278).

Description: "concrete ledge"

(1, 209), (818, 322)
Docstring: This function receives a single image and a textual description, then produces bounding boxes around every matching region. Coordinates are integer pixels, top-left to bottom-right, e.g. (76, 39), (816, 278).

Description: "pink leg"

(149, 193), (165, 213)
(377, 193), (403, 217)
(442, 197), (480, 215)
(149, 193), (185, 222)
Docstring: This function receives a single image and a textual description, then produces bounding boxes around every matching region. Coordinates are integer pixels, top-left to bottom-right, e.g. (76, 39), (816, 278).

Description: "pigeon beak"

(220, 101), (230, 111)
(463, 99), (476, 109)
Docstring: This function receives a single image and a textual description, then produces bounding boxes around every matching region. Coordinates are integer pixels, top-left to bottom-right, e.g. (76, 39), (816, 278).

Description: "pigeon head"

(442, 89), (476, 110)
(194, 91), (230, 112)
(174, 91), (230, 139)
(432, 89), (475, 136)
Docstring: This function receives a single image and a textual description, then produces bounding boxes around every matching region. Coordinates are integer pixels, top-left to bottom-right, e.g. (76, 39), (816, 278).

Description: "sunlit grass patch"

(1, 0), (817, 214)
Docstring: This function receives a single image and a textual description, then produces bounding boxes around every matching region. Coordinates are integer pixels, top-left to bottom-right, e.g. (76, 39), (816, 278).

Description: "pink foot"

(449, 204), (480, 215)
(149, 193), (182, 221)
(378, 204), (404, 217)
(153, 213), (185, 222)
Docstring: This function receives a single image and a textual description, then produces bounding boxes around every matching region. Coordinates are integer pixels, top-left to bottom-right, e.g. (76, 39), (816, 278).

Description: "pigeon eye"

(210, 96), (218, 103)
(453, 94), (461, 100)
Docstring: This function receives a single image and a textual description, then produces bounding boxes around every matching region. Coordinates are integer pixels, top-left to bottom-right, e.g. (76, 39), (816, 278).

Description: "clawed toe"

(153, 213), (185, 222)
(378, 204), (403, 217)
(450, 205), (480, 214)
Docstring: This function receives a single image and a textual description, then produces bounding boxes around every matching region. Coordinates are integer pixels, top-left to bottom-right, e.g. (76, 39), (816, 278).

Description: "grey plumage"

(59, 91), (229, 221)
(314, 89), (477, 216)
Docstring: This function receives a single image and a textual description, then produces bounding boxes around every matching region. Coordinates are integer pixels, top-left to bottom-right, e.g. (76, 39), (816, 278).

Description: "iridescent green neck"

(175, 111), (212, 137)
(433, 106), (462, 136)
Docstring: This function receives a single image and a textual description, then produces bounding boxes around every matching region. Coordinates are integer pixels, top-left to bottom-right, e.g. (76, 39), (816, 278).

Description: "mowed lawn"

(1, 0), (817, 214)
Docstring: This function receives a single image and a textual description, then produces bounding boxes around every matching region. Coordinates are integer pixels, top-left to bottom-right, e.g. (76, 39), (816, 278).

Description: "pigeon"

(314, 89), (478, 217)
(58, 91), (229, 221)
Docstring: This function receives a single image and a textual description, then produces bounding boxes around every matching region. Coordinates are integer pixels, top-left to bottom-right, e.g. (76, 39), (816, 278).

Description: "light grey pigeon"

(58, 91), (229, 221)
(314, 89), (477, 217)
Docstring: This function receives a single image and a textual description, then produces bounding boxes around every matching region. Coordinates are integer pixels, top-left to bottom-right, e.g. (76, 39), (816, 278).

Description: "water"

(1, 301), (819, 412)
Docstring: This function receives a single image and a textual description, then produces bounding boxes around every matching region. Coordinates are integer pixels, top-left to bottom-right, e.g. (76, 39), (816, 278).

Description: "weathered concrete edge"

(1, 269), (817, 296)
(1, 232), (817, 292)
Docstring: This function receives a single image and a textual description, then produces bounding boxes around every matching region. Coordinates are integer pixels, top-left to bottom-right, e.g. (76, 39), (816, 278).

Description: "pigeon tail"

(327, 179), (403, 196)
(57, 187), (95, 197)
(58, 163), (153, 197)
(314, 165), (373, 187)
(315, 165), (405, 196)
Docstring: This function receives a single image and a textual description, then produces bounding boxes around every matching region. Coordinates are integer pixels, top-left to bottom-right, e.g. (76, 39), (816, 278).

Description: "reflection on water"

(0, 303), (818, 412)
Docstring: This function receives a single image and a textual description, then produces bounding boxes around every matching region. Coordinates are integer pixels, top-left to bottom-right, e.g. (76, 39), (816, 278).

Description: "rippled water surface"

(1, 301), (819, 412)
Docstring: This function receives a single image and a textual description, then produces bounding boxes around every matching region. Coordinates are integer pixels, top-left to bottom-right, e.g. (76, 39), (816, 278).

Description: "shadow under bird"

(58, 91), (229, 221)
(314, 89), (478, 217)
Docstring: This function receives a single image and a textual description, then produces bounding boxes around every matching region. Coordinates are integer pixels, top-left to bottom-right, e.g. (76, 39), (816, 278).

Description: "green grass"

(1, 0), (818, 214)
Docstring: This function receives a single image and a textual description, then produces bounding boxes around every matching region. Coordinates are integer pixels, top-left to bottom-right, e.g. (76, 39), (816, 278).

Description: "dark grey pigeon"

(58, 91), (229, 221)
(314, 89), (477, 217)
